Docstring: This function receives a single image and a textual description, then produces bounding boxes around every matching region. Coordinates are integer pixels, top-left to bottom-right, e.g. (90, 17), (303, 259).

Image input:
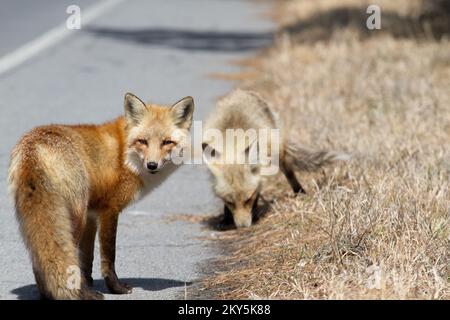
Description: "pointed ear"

(124, 92), (148, 126)
(202, 142), (220, 165)
(171, 96), (194, 130)
(245, 140), (260, 175)
(244, 139), (259, 165)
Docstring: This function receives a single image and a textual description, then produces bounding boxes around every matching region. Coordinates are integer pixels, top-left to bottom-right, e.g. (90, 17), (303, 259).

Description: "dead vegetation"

(196, 0), (449, 299)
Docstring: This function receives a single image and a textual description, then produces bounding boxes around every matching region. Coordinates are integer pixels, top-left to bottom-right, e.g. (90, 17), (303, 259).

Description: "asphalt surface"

(0, 0), (273, 299)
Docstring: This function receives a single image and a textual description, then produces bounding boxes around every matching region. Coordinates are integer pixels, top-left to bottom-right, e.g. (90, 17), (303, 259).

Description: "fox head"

(202, 141), (261, 228)
(124, 92), (194, 175)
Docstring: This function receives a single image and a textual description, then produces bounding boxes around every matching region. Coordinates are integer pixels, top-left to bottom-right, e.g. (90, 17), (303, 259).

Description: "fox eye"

(162, 140), (175, 146)
(137, 139), (148, 146)
(225, 200), (235, 208)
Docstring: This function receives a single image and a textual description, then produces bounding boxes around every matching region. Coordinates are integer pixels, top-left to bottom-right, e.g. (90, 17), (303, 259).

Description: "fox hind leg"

(281, 159), (306, 194)
(79, 212), (97, 287)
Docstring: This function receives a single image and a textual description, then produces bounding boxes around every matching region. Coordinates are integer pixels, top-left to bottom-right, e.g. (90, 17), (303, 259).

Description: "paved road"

(0, 0), (272, 299)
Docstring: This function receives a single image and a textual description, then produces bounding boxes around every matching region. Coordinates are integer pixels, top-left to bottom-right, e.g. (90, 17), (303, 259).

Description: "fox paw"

(84, 274), (94, 287)
(82, 289), (104, 300)
(105, 276), (132, 294)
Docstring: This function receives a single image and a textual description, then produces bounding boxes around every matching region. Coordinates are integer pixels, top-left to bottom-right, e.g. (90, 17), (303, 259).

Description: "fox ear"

(245, 140), (260, 175)
(244, 139), (259, 164)
(202, 142), (220, 165)
(124, 92), (148, 126)
(171, 96), (194, 130)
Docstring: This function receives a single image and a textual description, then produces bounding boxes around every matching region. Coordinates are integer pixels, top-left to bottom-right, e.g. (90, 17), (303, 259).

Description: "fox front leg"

(99, 209), (132, 294)
(223, 205), (234, 225)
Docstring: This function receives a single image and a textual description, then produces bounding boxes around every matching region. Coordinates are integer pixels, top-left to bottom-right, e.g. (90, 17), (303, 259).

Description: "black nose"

(146, 162), (158, 171)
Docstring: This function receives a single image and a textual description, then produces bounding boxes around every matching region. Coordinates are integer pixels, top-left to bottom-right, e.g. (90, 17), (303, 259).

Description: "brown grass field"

(196, 0), (449, 299)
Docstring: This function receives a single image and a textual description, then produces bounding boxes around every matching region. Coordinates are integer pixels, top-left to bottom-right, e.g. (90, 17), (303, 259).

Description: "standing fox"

(202, 89), (347, 228)
(8, 93), (194, 299)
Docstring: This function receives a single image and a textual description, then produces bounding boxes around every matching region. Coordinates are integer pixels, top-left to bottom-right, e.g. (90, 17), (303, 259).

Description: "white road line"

(0, 0), (125, 76)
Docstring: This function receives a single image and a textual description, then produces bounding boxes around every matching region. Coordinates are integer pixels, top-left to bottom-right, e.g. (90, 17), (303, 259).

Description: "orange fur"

(8, 93), (194, 299)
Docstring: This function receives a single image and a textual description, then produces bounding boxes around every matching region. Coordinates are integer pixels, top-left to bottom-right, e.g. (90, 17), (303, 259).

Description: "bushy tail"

(10, 162), (98, 300)
(284, 142), (349, 172)
(14, 194), (93, 299)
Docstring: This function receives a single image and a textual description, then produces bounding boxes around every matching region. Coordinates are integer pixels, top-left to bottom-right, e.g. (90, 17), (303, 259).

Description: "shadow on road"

(85, 27), (273, 52)
(11, 278), (190, 300)
(280, 4), (450, 43)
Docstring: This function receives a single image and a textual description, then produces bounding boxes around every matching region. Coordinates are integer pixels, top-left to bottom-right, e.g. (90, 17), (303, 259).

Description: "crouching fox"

(8, 93), (194, 299)
(202, 89), (347, 228)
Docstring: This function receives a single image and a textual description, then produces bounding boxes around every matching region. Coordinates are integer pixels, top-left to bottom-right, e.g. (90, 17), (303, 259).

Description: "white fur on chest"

(133, 162), (179, 202)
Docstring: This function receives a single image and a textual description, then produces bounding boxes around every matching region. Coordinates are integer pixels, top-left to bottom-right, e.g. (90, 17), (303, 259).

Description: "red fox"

(7, 93), (194, 299)
(202, 89), (347, 228)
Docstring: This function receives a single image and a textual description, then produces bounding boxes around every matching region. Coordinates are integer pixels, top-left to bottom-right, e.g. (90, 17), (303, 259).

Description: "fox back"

(203, 89), (348, 228)
(7, 93), (194, 299)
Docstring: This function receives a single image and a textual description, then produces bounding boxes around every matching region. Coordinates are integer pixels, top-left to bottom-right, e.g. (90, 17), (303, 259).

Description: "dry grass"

(197, 0), (450, 299)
